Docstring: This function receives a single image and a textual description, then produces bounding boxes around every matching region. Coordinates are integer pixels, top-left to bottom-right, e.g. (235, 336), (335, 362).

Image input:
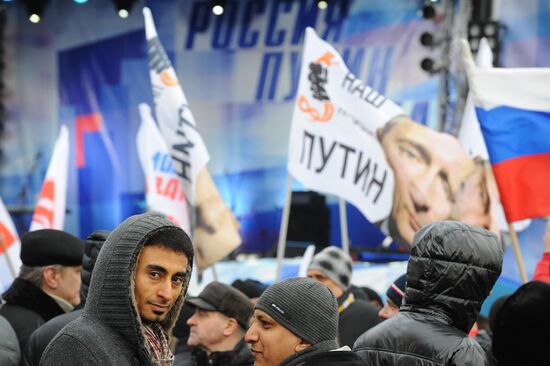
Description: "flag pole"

(209, 263), (219, 281)
(338, 198), (350, 254)
(0, 234), (16, 279)
(275, 174), (293, 281)
(507, 222), (528, 283)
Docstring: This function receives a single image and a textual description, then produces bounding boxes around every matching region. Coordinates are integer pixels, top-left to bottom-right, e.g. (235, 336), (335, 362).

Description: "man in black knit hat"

(245, 277), (363, 366)
(0, 229), (84, 352)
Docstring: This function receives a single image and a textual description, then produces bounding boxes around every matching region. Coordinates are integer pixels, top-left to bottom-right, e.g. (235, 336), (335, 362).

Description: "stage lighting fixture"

(73, 0), (88, 4)
(419, 31), (446, 48)
(317, 0), (328, 10)
(420, 57), (441, 74)
(21, 0), (48, 23)
(211, 0), (226, 16)
(467, 20), (502, 64)
(112, 0), (137, 19)
(421, 4), (436, 19)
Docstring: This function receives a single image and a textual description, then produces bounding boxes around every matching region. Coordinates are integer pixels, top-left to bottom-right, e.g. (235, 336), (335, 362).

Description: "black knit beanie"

(255, 277), (338, 344)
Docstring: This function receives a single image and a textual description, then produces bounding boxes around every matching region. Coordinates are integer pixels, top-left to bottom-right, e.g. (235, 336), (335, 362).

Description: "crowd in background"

(1, 214), (549, 366)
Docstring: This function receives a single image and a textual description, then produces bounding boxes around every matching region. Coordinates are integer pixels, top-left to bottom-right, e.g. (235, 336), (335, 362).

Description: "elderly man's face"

(54, 265), (82, 306)
(186, 308), (229, 352)
(380, 118), (477, 246)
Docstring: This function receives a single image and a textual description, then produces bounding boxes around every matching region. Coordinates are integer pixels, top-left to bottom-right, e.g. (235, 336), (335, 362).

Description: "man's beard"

(142, 316), (162, 325)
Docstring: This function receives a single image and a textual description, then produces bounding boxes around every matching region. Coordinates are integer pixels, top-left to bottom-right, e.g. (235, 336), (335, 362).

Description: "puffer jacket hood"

(402, 220), (502, 333)
(79, 230), (110, 305)
(83, 213), (194, 362)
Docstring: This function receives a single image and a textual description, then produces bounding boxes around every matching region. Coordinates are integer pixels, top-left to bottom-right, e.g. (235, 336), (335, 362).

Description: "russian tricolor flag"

(462, 40), (550, 222)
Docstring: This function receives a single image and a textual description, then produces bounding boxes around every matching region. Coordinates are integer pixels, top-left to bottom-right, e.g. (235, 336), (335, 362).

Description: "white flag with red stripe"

(29, 125), (69, 231)
(0, 196), (21, 289)
(137, 103), (191, 234)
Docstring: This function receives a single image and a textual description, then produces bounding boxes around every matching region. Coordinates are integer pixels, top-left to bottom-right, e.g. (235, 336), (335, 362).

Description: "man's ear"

(294, 340), (311, 353)
(42, 266), (60, 290)
(223, 317), (239, 336)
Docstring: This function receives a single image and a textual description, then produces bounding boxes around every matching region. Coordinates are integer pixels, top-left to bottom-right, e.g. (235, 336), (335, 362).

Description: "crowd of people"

(1, 213), (549, 366)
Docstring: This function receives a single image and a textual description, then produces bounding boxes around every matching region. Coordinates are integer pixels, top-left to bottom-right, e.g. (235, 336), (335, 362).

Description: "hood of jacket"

(83, 213), (194, 361)
(79, 230), (110, 305)
(401, 221), (502, 333)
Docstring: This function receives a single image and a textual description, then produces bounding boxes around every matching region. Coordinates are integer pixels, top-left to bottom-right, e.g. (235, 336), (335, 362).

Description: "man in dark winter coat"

(307, 246), (381, 347)
(245, 277), (364, 366)
(0, 229), (84, 351)
(175, 281), (254, 366)
(40, 213), (194, 366)
(492, 280), (550, 366)
(353, 221), (503, 366)
(22, 230), (110, 366)
(0, 314), (20, 366)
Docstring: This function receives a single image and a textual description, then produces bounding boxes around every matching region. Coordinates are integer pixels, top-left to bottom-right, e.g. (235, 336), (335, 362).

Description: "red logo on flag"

(0, 222), (15, 254)
(31, 179), (55, 229)
(298, 52), (338, 123)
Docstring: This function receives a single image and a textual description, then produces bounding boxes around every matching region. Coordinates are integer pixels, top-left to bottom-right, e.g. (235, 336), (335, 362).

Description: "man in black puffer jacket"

(22, 230), (110, 366)
(354, 221), (503, 366)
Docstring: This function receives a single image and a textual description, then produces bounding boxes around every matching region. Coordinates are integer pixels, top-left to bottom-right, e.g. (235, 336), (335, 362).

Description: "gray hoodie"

(40, 213), (194, 366)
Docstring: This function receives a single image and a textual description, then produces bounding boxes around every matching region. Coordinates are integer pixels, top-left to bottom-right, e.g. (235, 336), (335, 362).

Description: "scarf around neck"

(143, 322), (174, 366)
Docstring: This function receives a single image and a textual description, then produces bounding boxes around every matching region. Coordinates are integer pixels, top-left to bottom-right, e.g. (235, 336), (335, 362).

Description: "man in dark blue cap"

(0, 229), (84, 351)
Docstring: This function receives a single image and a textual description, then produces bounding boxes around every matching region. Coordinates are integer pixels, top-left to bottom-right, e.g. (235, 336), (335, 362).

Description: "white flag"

(30, 125), (69, 231)
(458, 37), (493, 160)
(137, 103), (191, 234)
(143, 7), (209, 205)
(0, 196), (21, 289)
(288, 28), (404, 222)
(143, 7), (241, 269)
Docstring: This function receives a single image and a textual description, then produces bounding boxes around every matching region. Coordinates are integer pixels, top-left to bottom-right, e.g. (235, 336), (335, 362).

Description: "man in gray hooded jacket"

(40, 213), (194, 366)
(354, 221), (503, 366)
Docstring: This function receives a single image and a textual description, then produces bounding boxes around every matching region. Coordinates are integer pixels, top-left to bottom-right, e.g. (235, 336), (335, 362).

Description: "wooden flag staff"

(507, 222), (528, 284)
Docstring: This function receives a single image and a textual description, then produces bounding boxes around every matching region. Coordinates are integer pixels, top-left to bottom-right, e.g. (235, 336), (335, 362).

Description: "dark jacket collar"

(192, 338), (253, 365)
(2, 278), (64, 321)
(281, 340), (339, 366)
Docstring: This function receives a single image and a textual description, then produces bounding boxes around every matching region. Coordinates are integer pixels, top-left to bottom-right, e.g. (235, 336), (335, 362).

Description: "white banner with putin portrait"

(288, 28), (402, 224)
(289, 29), (500, 248)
